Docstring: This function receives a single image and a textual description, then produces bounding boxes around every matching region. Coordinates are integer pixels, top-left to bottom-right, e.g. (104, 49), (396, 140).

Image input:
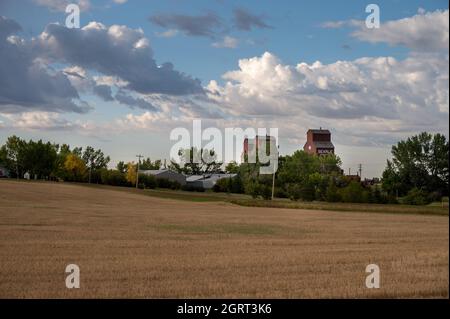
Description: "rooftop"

(314, 141), (335, 149)
(308, 129), (331, 134)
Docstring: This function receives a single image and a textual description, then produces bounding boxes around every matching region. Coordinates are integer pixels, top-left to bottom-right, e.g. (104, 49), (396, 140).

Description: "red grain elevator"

(303, 128), (335, 155)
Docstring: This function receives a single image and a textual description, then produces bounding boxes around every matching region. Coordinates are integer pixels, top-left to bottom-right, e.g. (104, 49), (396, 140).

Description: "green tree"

(22, 139), (57, 179)
(171, 147), (222, 175)
(325, 178), (341, 202)
(382, 132), (449, 197)
(340, 181), (365, 203)
(116, 161), (126, 174)
(0, 135), (26, 178)
(140, 158), (162, 170)
(245, 180), (261, 199)
(81, 146), (110, 183)
(225, 161), (239, 174)
(54, 144), (72, 180)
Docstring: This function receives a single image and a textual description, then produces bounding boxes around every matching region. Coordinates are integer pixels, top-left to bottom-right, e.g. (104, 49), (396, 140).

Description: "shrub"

(245, 181), (260, 199)
(370, 187), (390, 204)
(182, 184), (205, 192)
(286, 184), (301, 201)
(339, 181), (365, 203)
(402, 187), (431, 205)
(213, 178), (229, 193)
(387, 194), (398, 204)
(260, 185), (272, 200)
(300, 183), (316, 201)
(138, 174), (157, 189)
(427, 191), (443, 203)
(274, 188), (288, 199)
(100, 169), (127, 186)
(230, 176), (244, 194)
(325, 180), (341, 202)
(155, 178), (181, 190)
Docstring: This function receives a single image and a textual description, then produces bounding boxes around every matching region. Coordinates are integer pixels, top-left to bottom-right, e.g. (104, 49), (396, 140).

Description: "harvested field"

(0, 180), (448, 298)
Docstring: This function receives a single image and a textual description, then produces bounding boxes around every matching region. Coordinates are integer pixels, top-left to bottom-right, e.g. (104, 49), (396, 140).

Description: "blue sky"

(0, 0), (448, 177)
(3, 0), (446, 81)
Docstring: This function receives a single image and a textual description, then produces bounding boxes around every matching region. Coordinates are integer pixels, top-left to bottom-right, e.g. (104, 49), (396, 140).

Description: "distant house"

(0, 165), (9, 178)
(186, 173), (237, 190)
(303, 128), (335, 155)
(346, 175), (361, 183)
(139, 169), (186, 185)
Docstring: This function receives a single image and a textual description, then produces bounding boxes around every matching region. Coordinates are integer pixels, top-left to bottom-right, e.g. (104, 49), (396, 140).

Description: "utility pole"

(271, 170), (275, 200)
(88, 159), (93, 184)
(136, 154), (143, 188)
(271, 145), (279, 201)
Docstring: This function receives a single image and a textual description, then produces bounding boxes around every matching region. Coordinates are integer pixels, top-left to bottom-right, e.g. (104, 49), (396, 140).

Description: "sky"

(0, 0), (448, 178)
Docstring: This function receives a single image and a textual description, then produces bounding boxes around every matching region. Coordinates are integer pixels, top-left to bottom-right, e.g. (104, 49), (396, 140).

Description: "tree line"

(0, 132), (448, 205)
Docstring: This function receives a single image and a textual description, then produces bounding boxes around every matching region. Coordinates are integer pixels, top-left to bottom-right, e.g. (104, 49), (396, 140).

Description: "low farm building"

(186, 174), (237, 190)
(139, 169), (186, 186)
(0, 166), (9, 178)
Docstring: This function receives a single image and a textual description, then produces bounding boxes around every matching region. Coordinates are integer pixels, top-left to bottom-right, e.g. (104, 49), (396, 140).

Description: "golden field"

(0, 180), (448, 298)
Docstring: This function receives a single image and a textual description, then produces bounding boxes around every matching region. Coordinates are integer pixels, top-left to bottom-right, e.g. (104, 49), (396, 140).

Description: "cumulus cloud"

(38, 22), (203, 95)
(1, 16), (205, 115)
(207, 51), (449, 146)
(0, 16), (89, 114)
(232, 8), (272, 31)
(149, 13), (224, 38)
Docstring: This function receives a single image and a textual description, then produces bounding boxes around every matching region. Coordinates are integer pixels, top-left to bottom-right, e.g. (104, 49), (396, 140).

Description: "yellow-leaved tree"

(126, 162), (137, 186)
(64, 153), (87, 181)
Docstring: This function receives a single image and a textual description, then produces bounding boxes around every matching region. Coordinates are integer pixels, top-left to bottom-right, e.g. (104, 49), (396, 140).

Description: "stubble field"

(0, 180), (448, 298)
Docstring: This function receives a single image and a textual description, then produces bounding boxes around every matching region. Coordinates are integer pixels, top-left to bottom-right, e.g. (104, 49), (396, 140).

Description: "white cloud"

(33, 0), (90, 12)
(1, 112), (76, 130)
(320, 19), (362, 29)
(352, 9), (449, 52)
(212, 36), (239, 49)
(322, 9), (448, 53)
(155, 29), (178, 38)
(206, 51), (449, 146)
